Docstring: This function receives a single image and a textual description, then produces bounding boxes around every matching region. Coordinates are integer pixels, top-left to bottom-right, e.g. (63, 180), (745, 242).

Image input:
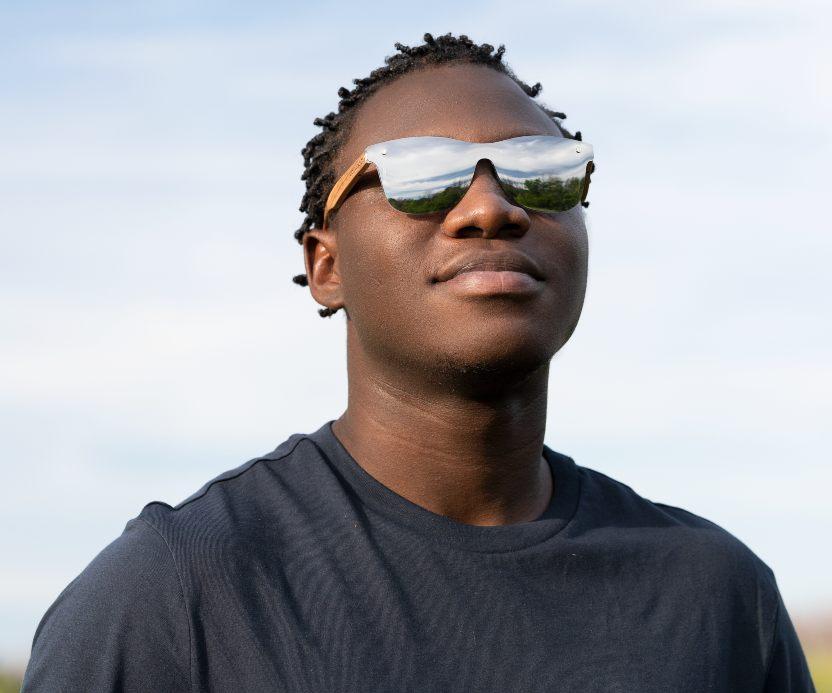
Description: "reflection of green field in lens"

(389, 177), (584, 214)
(502, 176), (583, 212)
(388, 185), (467, 214)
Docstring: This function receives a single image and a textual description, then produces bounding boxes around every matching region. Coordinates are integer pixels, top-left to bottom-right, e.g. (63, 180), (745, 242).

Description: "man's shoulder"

(139, 429), (320, 533)
(572, 461), (778, 590)
(575, 460), (756, 534)
(24, 512), (192, 690)
(24, 430), (327, 689)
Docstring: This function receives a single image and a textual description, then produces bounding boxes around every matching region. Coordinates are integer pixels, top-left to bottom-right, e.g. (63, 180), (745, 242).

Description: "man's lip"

(440, 270), (543, 297)
(432, 253), (545, 283)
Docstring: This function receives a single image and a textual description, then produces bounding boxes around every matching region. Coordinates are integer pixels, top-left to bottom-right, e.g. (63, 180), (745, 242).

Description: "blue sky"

(1, 0), (830, 667)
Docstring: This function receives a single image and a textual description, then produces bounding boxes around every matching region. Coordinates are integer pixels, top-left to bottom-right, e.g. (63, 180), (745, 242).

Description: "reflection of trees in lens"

(388, 185), (467, 214)
(388, 176), (583, 214)
(502, 176), (583, 212)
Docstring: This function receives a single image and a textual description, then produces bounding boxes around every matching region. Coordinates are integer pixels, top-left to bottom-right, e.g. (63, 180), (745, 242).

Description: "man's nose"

(440, 159), (531, 239)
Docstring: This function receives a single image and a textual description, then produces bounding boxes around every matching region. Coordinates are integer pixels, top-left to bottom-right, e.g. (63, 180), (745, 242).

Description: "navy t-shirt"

(23, 420), (815, 691)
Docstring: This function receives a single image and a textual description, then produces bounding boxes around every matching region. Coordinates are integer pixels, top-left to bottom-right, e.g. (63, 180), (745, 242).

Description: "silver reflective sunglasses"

(323, 135), (595, 226)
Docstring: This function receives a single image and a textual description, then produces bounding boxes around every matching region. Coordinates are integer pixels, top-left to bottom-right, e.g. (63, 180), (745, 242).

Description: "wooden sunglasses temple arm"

(322, 152), (372, 228)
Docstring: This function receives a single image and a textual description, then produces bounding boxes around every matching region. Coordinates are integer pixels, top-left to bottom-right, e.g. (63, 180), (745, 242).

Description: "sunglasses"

(323, 135), (595, 227)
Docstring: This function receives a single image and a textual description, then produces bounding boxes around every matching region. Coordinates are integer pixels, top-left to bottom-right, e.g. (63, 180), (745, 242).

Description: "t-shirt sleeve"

(21, 516), (191, 692)
(763, 586), (816, 692)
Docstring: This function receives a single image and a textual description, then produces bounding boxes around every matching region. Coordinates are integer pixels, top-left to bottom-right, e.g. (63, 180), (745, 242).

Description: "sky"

(1, 0), (830, 668)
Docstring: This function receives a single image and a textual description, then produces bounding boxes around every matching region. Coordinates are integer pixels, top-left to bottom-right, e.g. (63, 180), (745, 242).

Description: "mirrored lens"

(490, 136), (592, 212)
(367, 138), (476, 214)
(366, 136), (593, 216)
(497, 166), (586, 212)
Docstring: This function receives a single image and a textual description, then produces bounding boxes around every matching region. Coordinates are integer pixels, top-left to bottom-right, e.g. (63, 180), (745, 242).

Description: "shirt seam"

(145, 435), (306, 514)
(136, 516), (194, 693)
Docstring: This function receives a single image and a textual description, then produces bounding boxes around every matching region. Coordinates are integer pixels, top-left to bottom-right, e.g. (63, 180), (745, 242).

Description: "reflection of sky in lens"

(498, 162), (588, 184)
(367, 136), (592, 199)
(381, 168), (474, 200)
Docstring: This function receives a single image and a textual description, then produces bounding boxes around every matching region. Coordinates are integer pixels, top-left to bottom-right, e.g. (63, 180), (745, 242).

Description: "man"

(23, 33), (815, 692)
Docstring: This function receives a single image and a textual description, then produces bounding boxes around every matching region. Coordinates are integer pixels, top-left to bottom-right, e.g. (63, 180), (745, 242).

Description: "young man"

(24, 33), (815, 692)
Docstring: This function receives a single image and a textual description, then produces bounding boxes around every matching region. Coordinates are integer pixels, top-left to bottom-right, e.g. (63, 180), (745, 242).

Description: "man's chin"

(426, 342), (554, 395)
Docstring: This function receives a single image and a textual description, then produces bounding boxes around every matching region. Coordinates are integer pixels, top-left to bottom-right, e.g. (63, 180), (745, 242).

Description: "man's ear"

(302, 228), (344, 313)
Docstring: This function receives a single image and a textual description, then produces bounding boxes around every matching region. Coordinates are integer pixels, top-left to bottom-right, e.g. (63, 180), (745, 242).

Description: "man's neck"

(331, 330), (553, 527)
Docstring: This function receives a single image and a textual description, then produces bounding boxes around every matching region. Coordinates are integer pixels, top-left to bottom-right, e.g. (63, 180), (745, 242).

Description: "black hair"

(291, 32), (585, 318)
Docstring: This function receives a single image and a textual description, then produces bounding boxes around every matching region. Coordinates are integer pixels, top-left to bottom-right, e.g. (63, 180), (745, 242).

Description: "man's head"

(293, 33), (590, 390)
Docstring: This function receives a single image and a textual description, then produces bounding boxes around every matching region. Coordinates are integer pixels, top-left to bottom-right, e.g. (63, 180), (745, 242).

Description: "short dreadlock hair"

(292, 32), (584, 318)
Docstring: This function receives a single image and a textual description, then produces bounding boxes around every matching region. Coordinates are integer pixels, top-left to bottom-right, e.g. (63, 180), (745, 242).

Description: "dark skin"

(303, 63), (588, 526)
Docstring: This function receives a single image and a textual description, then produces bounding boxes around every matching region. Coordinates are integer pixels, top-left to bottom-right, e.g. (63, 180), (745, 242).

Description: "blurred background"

(1, 0), (830, 689)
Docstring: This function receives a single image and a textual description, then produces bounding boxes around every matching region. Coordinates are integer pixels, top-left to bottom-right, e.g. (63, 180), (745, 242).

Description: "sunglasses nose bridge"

(441, 159), (530, 239)
(456, 158), (509, 201)
(471, 157), (500, 187)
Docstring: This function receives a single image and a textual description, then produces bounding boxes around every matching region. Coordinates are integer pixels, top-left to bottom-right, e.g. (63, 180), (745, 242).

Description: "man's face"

(307, 62), (589, 385)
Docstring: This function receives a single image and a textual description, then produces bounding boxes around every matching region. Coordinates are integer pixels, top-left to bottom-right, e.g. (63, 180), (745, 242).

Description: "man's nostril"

(458, 226), (483, 239)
